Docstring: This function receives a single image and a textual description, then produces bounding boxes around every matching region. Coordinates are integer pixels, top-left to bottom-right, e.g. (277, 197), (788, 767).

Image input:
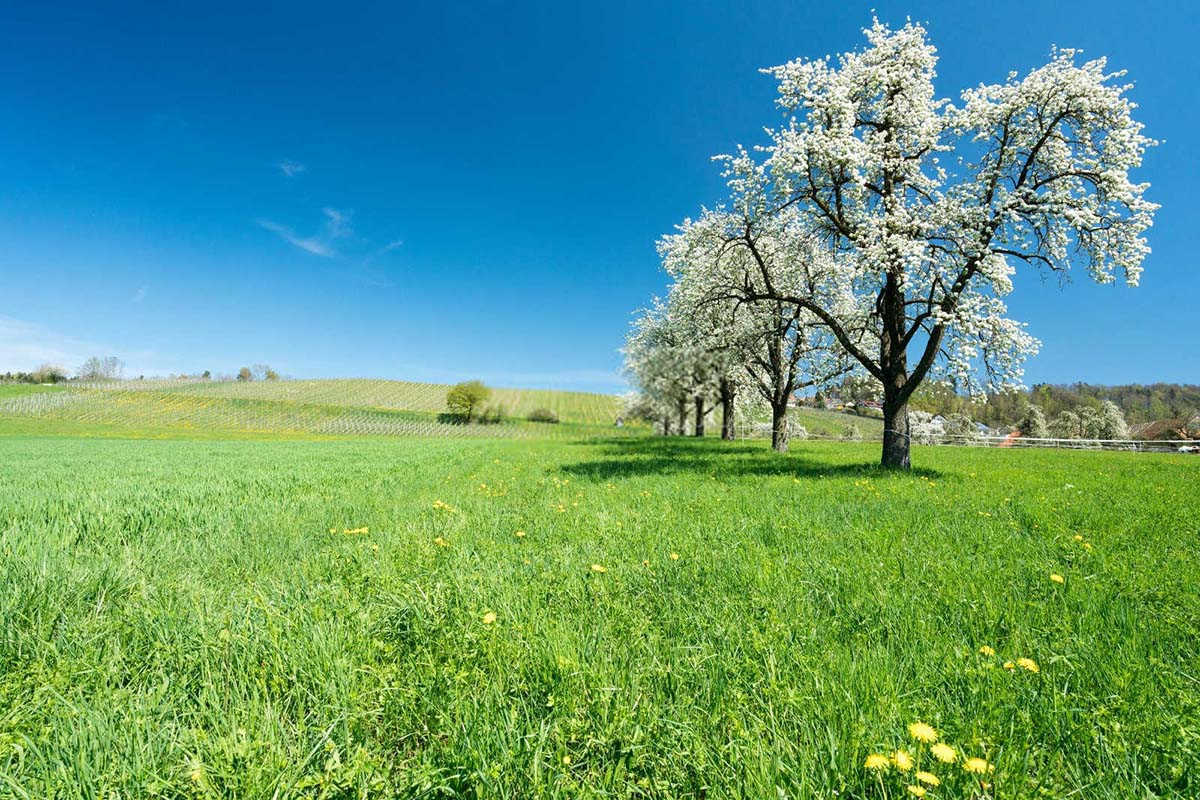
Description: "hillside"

(0, 378), (626, 438)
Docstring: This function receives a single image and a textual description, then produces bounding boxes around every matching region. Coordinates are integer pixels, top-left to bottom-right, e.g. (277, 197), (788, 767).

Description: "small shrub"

(527, 407), (559, 424)
(841, 423), (862, 441)
(478, 404), (506, 425)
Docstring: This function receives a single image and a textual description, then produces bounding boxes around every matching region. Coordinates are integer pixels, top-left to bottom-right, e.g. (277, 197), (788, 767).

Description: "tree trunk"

(881, 392), (910, 469)
(771, 401), (789, 453)
(719, 379), (736, 441)
(661, 416), (671, 436)
(693, 396), (706, 437)
(879, 271), (912, 469)
(676, 398), (688, 436)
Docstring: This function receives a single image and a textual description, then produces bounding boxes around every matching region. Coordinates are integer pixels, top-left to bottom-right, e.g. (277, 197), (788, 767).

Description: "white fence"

(733, 421), (1199, 454)
(925, 434), (1200, 454)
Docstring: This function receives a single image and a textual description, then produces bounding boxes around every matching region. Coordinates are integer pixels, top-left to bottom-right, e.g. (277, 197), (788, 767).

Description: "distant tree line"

(1, 360), (284, 384)
(817, 379), (1199, 429)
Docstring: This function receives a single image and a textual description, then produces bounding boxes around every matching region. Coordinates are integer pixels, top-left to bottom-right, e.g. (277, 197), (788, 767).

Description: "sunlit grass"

(0, 434), (1196, 797)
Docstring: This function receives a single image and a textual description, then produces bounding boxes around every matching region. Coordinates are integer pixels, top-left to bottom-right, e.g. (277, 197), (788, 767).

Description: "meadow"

(0, 379), (878, 441)
(1, 424), (1197, 798)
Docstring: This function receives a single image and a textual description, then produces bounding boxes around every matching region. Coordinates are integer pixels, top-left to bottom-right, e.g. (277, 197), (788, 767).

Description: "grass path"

(0, 435), (1196, 797)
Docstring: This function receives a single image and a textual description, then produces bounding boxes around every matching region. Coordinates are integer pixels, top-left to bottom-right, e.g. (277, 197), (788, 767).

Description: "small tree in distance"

(446, 380), (490, 422)
(237, 367), (253, 382)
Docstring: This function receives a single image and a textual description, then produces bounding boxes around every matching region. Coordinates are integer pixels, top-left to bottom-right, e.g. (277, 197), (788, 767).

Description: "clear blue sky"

(2, 1), (1196, 391)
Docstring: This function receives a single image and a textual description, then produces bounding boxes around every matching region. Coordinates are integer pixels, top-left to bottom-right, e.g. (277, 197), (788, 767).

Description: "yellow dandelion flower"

(1050, 573), (1064, 584)
(562, 755), (571, 765)
(916, 771), (940, 786)
(907, 785), (926, 797)
(1017, 657), (1039, 673)
(1003, 661), (1015, 670)
(1083, 542), (1093, 550)
(642, 559), (650, 567)
(515, 530), (526, 538)
(962, 757), (991, 774)
(908, 722), (938, 743)
(590, 564), (607, 573)
(864, 753), (890, 770)
(481, 611), (497, 625)
(893, 750), (914, 771)
(433, 536), (449, 547)
(930, 743), (956, 763)
(669, 552), (680, 560)
(979, 645), (995, 657)
(1073, 534), (1083, 541)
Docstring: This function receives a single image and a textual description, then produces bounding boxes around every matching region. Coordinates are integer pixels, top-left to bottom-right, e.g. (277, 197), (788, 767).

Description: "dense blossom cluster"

(624, 19), (1155, 467)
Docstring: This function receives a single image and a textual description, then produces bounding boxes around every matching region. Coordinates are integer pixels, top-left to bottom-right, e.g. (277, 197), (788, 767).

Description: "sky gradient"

(2, 1), (1197, 392)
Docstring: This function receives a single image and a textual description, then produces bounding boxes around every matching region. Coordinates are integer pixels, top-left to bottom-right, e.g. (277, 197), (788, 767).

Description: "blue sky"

(2, 1), (1196, 392)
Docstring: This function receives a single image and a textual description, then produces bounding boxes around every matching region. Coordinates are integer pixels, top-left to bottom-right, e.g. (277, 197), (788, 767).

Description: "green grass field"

(0, 379), (882, 443)
(1, 428), (1196, 798)
(0, 379), (625, 439)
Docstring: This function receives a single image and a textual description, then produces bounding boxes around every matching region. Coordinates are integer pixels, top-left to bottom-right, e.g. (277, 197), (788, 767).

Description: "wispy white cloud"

(132, 286), (147, 303)
(257, 208), (352, 258)
(0, 315), (165, 376)
(278, 160), (306, 177)
(363, 238), (404, 264)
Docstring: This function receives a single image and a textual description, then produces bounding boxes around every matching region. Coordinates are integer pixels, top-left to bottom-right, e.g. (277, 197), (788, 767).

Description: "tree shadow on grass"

(560, 436), (944, 482)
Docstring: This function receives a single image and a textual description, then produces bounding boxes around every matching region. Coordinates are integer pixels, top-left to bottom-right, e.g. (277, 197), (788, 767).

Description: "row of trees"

(1, 357), (125, 384)
(623, 19), (1156, 468)
(2, 362), (285, 384)
(1016, 400), (1130, 440)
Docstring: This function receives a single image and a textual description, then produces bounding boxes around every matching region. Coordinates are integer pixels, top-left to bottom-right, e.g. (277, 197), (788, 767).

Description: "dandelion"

(916, 771), (940, 786)
(642, 559), (650, 567)
(865, 753), (890, 770)
(908, 722), (938, 743)
(434, 536), (449, 547)
(1050, 573), (1064, 584)
(930, 743), (956, 763)
(1083, 542), (1093, 550)
(1017, 657), (1039, 673)
(562, 755), (571, 765)
(482, 611), (497, 625)
(907, 785), (926, 797)
(1003, 661), (1015, 670)
(979, 645), (995, 657)
(669, 552), (680, 560)
(1073, 534), (1083, 541)
(590, 564), (607, 573)
(515, 530), (526, 538)
(962, 757), (991, 774)
(893, 750), (914, 771)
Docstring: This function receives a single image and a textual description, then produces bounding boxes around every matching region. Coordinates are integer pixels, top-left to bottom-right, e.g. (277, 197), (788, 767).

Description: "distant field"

(0, 379), (885, 442)
(0, 378), (627, 438)
(0, 434), (1195, 797)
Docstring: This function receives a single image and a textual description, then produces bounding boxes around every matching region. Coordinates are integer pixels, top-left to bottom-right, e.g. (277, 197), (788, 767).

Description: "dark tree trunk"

(882, 392), (910, 469)
(676, 398), (688, 436)
(771, 401), (789, 453)
(880, 272), (911, 469)
(693, 396), (706, 437)
(719, 379), (736, 440)
(661, 416), (671, 436)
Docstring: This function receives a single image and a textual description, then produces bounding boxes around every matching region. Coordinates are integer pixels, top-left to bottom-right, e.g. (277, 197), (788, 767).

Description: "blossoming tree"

(659, 205), (854, 451)
(722, 20), (1156, 467)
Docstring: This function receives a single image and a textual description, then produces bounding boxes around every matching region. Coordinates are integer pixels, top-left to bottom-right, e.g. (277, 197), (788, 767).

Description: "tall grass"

(0, 435), (1196, 797)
